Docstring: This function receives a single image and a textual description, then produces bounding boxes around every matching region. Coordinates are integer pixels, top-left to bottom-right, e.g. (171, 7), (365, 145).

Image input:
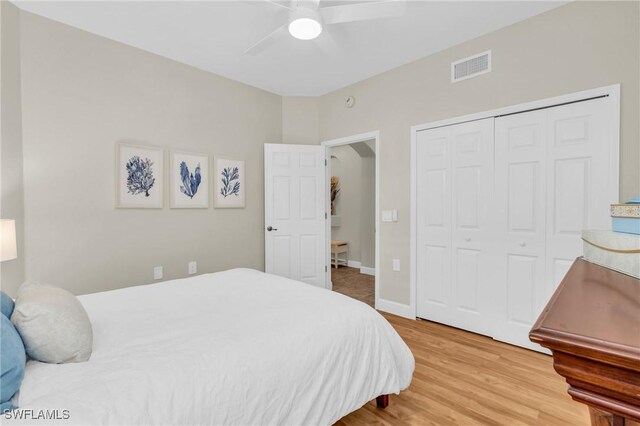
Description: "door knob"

(465, 236), (471, 242)
(266, 226), (278, 232)
(519, 241), (526, 247)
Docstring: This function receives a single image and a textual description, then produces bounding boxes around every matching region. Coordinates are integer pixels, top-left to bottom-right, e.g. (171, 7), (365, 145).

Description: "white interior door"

(544, 98), (614, 296)
(450, 118), (497, 336)
(493, 97), (614, 351)
(416, 125), (453, 324)
(494, 110), (548, 351)
(416, 95), (617, 352)
(264, 144), (327, 288)
(416, 118), (496, 336)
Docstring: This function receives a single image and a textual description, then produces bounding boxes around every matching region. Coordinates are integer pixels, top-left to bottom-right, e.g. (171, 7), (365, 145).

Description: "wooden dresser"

(530, 258), (640, 426)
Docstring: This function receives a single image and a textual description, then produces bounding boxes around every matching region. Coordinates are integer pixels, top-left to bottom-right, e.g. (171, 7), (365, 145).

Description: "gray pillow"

(11, 282), (93, 364)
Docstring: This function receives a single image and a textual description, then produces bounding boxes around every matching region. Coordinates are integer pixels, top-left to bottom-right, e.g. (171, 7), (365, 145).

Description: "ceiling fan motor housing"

(288, 8), (323, 40)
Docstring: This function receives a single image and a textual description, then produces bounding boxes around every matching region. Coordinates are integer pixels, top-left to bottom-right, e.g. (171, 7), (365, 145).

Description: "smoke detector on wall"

(345, 96), (355, 108)
(451, 50), (491, 83)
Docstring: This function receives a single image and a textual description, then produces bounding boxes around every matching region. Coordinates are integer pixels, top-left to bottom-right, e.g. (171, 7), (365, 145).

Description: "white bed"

(10, 268), (414, 425)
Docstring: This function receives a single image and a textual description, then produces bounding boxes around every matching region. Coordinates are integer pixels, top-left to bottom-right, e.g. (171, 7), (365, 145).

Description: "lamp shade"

(1, 219), (17, 262)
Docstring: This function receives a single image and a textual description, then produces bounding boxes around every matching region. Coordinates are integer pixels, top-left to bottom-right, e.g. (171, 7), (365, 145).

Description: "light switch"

(382, 210), (398, 223)
(188, 261), (197, 275)
(392, 259), (400, 271)
(153, 266), (163, 280)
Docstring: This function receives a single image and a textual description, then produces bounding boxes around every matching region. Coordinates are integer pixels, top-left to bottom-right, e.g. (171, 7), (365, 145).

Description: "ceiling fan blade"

(314, 28), (345, 57)
(263, 0), (294, 11)
(320, 0), (406, 25)
(244, 25), (289, 56)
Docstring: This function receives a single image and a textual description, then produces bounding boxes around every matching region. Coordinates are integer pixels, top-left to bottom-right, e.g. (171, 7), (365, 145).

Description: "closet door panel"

(494, 110), (547, 351)
(450, 118), (497, 336)
(416, 126), (452, 322)
(416, 93), (617, 353)
(545, 97), (613, 297)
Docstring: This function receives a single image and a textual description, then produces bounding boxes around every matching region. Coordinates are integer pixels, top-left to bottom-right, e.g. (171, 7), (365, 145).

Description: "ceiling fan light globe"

(288, 18), (322, 40)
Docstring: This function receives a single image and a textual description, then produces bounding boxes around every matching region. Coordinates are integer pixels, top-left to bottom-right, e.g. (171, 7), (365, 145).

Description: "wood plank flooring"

(335, 313), (589, 425)
(332, 266), (374, 307)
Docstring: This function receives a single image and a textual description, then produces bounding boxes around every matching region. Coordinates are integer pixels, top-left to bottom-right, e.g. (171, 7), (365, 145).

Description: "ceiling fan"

(245, 0), (407, 55)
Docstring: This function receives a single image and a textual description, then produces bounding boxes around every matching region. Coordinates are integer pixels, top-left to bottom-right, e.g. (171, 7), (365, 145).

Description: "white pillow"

(11, 282), (93, 364)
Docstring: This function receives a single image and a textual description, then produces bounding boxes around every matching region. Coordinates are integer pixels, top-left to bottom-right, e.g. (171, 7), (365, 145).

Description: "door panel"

(416, 95), (617, 352)
(416, 126), (452, 322)
(545, 98), (612, 295)
(265, 144), (327, 288)
(455, 248), (480, 313)
(450, 119), (496, 336)
(494, 110), (547, 351)
(417, 118), (495, 336)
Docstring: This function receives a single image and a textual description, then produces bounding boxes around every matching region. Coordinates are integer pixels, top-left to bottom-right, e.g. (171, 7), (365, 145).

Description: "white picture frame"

(116, 143), (164, 209)
(214, 158), (245, 209)
(169, 150), (209, 209)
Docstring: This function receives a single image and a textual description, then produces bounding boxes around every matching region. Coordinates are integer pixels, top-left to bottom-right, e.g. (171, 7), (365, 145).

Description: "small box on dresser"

(582, 230), (640, 278)
(611, 202), (640, 235)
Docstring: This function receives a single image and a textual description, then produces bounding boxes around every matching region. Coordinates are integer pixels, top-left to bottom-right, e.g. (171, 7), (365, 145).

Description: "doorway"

(322, 132), (379, 308)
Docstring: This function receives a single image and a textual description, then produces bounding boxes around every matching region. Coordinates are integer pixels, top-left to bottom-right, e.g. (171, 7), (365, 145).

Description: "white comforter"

(11, 269), (414, 425)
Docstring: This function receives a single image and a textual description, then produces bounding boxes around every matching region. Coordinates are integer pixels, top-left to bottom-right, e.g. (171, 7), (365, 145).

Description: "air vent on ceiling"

(451, 50), (491, 83)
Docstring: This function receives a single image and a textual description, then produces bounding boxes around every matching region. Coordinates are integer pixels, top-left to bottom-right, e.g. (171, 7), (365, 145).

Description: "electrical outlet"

(153, 266), (163, 280)
(188, 261), (197, 275)
(392, 259), (400, 272)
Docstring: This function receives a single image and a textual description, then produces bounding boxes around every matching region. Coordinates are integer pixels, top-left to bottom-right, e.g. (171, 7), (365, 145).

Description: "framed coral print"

(169, 150), (209, 208)
(214, 158), (245, 208)
(116, 143), (163, 208)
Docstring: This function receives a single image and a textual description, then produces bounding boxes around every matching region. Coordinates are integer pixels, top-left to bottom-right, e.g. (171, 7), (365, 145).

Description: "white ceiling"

(13, 1), (568, 96)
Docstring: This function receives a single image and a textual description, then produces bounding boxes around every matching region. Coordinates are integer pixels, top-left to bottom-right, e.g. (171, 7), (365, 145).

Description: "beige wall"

(0, 1), (26, 293)
(5, 2), (637, 303)
(330, 144), (375, 268)
(18, 11), (282, 296)
(282, 96), (319, 145)
(318, 1), (640, 304)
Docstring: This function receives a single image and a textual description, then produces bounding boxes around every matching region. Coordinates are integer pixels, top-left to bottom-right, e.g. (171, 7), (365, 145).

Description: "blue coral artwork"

(179, 161), (202, 199)
(170, 151), (209, 208)
(214, 158), (245, 209)
(117, 143), (163, 208)
(126, 156), (155, 197)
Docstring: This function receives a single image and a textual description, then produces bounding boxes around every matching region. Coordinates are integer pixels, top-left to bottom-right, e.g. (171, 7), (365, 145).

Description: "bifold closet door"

(493, 97), (615, 351)
(494, 110), (548, 351)
(544, 98), (613, 293)
(416, 118), (496, 336)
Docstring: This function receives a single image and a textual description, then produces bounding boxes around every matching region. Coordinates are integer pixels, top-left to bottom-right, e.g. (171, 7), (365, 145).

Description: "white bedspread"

(10, 269), (414, 425)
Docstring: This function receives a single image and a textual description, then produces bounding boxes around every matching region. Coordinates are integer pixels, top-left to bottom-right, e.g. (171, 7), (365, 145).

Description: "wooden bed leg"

(376, 394), (389, 409)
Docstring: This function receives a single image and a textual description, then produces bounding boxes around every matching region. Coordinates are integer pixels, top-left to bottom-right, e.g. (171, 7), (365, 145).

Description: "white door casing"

(264, 144), (327, 288)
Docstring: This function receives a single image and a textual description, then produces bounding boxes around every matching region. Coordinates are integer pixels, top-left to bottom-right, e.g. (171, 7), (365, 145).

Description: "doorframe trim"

(321, 131), (380, 307)
(410, 84), (620, 319)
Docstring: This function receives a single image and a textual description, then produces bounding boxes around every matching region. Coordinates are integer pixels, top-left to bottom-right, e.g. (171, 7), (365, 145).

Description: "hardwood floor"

(335, 313), (589, 426)
(331, 266), (374, 307)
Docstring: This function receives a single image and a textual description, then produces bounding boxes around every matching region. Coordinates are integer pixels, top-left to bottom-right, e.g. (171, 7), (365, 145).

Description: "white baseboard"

(360, 266), (375, 276)
(375, 297), (415, 319)
(347, 260), (361, 269)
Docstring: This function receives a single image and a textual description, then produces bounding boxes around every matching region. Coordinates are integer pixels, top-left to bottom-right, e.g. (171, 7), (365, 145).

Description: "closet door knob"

(266, 226), (278, 232)
(464, 237), (471, 242)
(519, 241), (526, 247)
